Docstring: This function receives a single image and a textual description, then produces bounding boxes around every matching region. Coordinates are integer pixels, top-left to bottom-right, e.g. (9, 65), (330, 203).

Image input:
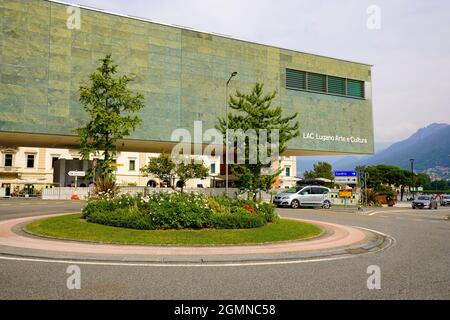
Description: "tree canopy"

(141, 153), (209, 192)
(357, 164), (433, 200)
(175, 159), (210, 192)
(141, 153), (175, 187)
(304, 162), (333, 180)
(76, 54), (145, 177)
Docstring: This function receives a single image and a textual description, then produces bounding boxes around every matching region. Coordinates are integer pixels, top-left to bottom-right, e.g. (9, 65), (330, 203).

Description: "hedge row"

(82, 192), (278, 230)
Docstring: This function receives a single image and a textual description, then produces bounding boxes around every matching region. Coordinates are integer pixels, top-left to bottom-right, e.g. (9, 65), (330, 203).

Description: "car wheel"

(322, 200), (331, 209)
(291, 199), (300, 209)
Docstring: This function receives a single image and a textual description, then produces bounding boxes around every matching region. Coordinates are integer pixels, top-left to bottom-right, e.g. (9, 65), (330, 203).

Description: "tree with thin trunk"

(141, 153), (175, 188)
(76, 54), (145, 178)
(174, 159), (209, 193)
(141, 154), (209, 192)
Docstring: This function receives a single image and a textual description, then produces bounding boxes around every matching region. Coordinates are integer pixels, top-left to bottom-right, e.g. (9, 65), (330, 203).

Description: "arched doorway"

(176, 180), (185, 188)
(147, 180), (157, 188)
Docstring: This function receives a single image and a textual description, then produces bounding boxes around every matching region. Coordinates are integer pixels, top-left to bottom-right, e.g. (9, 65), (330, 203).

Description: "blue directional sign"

(334, 171), (357, 177)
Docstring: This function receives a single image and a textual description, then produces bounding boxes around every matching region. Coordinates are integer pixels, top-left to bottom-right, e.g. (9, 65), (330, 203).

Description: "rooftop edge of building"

(46, 0), (373, 68)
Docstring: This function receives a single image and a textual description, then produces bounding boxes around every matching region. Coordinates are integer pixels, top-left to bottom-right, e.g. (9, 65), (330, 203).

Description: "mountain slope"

(332, 123), (450, 172)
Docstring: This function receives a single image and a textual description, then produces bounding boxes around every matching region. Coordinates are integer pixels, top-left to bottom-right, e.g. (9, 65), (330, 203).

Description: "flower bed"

(82, 192), (278, 230)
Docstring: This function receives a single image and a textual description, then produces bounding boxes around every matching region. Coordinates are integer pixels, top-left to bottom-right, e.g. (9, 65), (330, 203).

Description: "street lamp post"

(410, 158), (415, 200)
(225, 72), (238, 196)
(365, 171), (369, 207)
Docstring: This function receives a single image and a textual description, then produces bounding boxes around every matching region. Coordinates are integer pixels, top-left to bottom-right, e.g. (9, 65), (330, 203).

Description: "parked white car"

(273, 185), (331, 209)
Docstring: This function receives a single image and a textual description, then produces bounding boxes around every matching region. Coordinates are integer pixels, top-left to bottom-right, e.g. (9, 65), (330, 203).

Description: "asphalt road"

(0, 198), (85, 221)
(0, 199), (449, 299)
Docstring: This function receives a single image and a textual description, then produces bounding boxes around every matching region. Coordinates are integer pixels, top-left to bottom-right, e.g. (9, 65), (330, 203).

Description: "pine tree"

(216, 82), (299, 199)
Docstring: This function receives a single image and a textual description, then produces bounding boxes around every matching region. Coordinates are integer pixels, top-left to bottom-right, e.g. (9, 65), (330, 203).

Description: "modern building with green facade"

(0, 0), (374, 156)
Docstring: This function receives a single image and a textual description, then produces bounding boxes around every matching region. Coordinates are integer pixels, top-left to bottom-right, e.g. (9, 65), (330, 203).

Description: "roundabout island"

(0, 212), (392, 266)
(26, 214), (323, 246)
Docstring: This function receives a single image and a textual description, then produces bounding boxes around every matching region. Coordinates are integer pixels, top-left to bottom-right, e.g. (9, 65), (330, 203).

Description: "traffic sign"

(334, 171), (357, 177)
(338, 190), (353, 198)
(334, 176), (358, 184)
(68, 171), (86, 177)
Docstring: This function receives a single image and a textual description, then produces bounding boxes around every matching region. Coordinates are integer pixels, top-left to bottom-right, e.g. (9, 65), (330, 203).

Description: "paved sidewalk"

(0, 214), (391, 264)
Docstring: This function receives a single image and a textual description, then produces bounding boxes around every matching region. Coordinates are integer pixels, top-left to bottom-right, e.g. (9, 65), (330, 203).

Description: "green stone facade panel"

(0, 0), (374, 154)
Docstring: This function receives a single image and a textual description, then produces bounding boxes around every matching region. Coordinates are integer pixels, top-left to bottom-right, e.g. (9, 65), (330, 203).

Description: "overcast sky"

(74, 0), (450, 143)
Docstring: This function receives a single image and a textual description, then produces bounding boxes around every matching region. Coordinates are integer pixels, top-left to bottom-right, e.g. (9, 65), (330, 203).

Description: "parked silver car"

(273, 185), (331, 209)
(440, 195), (450, 207)
(412, 195), (438, 210)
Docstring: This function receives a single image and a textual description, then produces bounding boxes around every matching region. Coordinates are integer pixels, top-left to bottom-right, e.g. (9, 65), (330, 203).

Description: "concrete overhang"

(0, 131), (371, 157)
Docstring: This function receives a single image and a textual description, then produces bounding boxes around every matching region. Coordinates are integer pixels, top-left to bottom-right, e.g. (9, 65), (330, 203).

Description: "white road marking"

(0, 254), (360, 267)
(369, 210), (407, 216)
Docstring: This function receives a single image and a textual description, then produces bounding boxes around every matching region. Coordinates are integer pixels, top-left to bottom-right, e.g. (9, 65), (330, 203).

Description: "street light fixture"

(410, 158), (415, 200)
(225, 72), (238, 196)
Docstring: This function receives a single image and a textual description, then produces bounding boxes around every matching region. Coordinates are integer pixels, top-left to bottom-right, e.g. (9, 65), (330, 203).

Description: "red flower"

(242, 204), (257, 216)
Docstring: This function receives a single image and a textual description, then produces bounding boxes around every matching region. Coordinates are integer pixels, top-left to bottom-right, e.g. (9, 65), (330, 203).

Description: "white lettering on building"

(302, 132), (368, 144)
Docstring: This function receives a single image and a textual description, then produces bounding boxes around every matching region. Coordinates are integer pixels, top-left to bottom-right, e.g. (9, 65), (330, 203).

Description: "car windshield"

(417, 196), (431, 200)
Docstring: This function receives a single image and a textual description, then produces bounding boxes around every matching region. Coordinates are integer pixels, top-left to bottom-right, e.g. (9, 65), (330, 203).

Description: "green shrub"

(82, 192), (277, 230)
(257, 201), (279, 223)
(86, 208), (153, 230)
(207, 197), (226, 214)
(212, 208), (266, 229)
(374, 185), (396, 199)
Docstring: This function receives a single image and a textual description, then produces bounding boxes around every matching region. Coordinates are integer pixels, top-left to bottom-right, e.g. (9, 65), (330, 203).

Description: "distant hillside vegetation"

(333, 123), (450, 172)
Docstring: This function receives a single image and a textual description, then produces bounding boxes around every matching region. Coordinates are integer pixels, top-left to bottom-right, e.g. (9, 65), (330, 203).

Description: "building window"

(52, 157), (59, 169)
(327, 76), (346, 95)
(285, 167), (291, 177)
(286, 68), (365, 99)
(286, 69), (306, 90)
(210, 163), (216, 174)
(27, 155), (35, 168)
(4, 154), (13, 167)
(129, 159), (136, 171)
(347, 79), (365, 98)
(307, 72), (327, 92)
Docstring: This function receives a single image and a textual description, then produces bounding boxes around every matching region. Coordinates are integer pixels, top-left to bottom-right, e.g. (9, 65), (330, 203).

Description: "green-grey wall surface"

(0, 0), (374, 154)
